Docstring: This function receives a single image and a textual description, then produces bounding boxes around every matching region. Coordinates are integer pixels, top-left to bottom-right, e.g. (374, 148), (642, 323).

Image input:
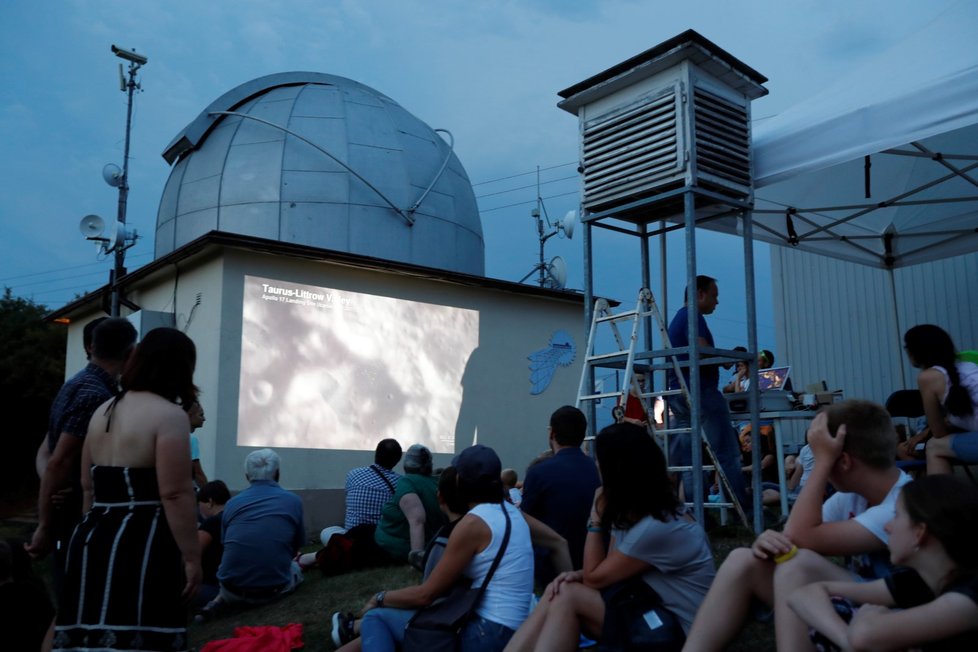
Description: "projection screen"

(238, 275), (479, 453)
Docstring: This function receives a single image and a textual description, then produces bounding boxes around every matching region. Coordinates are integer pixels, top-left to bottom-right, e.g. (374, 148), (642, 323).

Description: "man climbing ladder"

(576, 281), (752, 528)
(665, 275), (751, 521)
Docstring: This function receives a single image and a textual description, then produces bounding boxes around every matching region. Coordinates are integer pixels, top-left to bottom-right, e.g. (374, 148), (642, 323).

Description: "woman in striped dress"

(54, 328), (201, 651)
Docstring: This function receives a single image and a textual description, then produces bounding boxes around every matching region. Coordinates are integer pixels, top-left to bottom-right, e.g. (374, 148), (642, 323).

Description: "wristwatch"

(374, 591), (386, 608)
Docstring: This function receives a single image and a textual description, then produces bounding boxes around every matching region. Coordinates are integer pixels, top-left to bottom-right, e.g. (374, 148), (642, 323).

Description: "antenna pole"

(111, 56), (143, 316)
(535, 166), (547, 287)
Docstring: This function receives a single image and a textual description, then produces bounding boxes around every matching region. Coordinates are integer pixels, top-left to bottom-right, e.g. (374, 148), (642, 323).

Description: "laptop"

(757, 366), (791, 391)
(726, 366), (794, 413)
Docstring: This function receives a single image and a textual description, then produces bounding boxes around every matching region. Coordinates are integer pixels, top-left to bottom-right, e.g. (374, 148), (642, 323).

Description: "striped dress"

(54, 465), (188, 651)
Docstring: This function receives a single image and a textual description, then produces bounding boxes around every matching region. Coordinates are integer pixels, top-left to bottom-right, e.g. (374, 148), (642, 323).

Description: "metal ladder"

(575, 288), (750, 528)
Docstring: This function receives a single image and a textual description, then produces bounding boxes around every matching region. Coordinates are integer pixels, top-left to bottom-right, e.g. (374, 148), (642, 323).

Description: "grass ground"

(2, 512), (775, 651)
(189, 558), (418, 649)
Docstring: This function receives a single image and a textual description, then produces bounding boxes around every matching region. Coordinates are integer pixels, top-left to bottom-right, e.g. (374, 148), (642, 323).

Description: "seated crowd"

(24, 321), (978, 652)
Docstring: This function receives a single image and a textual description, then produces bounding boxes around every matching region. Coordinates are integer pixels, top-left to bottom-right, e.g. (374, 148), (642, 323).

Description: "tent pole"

(887, 267), (908, 388)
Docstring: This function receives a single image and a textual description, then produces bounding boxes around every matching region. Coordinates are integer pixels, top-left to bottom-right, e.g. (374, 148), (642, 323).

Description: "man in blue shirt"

(666, 275), (749, 513)
(521, 405), (600, 581)
(215, 449), (305, 608)
(27, 317), (136, 596)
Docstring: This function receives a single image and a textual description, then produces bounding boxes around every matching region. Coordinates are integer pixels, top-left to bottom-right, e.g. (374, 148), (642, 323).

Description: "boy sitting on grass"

(682, 400), (911, 652)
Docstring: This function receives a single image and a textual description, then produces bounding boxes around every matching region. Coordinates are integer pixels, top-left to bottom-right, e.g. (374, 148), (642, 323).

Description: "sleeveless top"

(464, 501), (533, 631)
(934, 361), (978, 431)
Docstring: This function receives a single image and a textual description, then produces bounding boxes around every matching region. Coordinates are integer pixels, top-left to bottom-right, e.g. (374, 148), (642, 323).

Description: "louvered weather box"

(558, 30), (768, 223)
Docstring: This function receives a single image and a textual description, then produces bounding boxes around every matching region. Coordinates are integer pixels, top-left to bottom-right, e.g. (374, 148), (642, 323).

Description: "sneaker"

(331, 611), (355, 646)
(320, 525), (347, 546)
(194, 600), (221, 625)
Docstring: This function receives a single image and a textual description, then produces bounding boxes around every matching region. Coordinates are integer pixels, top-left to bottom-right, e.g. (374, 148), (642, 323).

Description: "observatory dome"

(155, 72), (484, 275)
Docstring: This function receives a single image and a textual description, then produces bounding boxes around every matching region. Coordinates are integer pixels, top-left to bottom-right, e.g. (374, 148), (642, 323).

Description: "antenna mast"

(109, 45), (147, 316)
(518, 166), (576, 288)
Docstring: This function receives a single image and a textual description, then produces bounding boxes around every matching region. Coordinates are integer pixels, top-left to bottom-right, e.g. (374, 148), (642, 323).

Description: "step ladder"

(575, 288), (750, 528)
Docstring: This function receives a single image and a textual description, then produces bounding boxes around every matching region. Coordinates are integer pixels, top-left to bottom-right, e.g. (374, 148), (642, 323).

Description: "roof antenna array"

(519, 166), (576, 288)
(77, 45), (148, 315)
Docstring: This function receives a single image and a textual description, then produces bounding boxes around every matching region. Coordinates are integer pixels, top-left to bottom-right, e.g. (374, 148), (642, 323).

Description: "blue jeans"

(667, 390), (750, 511)
(951, 432), (978, 463)
(360, 607), (515, 652)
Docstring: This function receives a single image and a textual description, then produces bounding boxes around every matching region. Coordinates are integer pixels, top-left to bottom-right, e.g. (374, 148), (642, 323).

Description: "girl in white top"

(901, 325), (978, 474)
(340, 445), (536, 652)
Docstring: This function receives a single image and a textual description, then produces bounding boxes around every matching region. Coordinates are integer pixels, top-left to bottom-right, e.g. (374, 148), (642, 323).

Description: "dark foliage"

(0, 288), (67, 502)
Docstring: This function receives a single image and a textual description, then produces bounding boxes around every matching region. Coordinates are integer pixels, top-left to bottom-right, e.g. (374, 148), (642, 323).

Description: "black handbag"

(402, 503), (512, 652)
(597, 577), (685, 652)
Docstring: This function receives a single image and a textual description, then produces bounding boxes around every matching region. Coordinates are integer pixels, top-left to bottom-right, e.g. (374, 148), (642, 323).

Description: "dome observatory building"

(155, 73), (485, 275)
(53, 72), (582, 528)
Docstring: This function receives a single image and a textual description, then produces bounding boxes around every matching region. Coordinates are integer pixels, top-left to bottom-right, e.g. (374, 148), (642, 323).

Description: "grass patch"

(4, 516), (775, 651)
(191, 526), (777, 651)
(189, 556), (418, 650)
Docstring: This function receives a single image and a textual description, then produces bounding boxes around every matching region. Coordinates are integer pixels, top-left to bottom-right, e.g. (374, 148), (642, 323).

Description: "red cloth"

(623, 393), (647, 422)
(200, 623), (304, 652)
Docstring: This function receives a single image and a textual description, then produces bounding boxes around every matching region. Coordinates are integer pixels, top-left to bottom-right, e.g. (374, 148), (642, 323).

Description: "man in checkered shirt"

(26, 317), (137, 594)
(344, 438), (402, 532)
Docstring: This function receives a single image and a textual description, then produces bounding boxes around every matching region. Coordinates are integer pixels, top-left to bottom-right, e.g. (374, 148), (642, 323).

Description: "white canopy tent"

(691, 1), (978, 406)
(748, 1), (978, 269)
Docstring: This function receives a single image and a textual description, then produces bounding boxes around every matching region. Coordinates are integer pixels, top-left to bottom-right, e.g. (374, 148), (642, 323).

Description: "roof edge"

(46, 231), (583, 321)
(557, 29), (768, 111)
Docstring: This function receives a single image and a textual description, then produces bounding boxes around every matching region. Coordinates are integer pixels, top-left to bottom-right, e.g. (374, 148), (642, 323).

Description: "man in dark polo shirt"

(521, 405), (600, 580)
(26, 317), (137, 593)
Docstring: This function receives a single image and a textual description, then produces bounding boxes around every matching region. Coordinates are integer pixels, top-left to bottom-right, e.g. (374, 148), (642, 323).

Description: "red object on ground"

(200, 622), (304, 651)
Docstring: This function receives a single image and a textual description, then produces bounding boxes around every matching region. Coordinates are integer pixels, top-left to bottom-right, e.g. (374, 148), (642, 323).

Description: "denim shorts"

(951, 432), (978, 463)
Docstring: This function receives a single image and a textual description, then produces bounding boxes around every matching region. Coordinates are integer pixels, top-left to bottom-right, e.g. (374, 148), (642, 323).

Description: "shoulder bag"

(402, 503), (512, 652)
(597, 577), (685, 652)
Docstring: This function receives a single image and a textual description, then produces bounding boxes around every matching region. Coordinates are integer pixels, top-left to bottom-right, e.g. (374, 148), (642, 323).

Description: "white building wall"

(891, 253), (978, 387)
(214, 250), (584, 493)
(60, 249), (584, 534)
(127, 257), (226, 483)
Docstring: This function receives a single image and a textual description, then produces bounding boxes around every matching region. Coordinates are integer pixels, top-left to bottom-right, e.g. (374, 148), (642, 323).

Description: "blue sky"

(0, 0), (961, 354)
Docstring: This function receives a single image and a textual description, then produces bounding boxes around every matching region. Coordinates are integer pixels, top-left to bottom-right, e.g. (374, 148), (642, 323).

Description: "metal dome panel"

(156, 73), (485, 275)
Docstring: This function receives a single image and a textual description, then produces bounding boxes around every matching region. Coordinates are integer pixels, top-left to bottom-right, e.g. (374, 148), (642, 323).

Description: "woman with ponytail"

(900, 325), (978, 474)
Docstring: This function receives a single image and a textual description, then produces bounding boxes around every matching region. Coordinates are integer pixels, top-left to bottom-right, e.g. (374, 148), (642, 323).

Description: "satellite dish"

(102, 163), (123, 187)
(79, 214), (106, 238)
(78, 215), (133, 254)
(547, 256), (567, 289)
(558, 210), (576, 239)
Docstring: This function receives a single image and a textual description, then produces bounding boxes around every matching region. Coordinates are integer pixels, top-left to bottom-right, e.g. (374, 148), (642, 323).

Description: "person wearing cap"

(335, 444), (534, 652)
(373, 444), (446, 563)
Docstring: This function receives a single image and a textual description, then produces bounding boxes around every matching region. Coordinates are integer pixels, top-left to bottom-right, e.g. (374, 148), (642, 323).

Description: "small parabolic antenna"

(518, 207), (577, 288)
(79, 213), (136, 254)
(546, 256), (568, 289)
(102, 163), (123, 187)
(557, 209), (576, 239)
